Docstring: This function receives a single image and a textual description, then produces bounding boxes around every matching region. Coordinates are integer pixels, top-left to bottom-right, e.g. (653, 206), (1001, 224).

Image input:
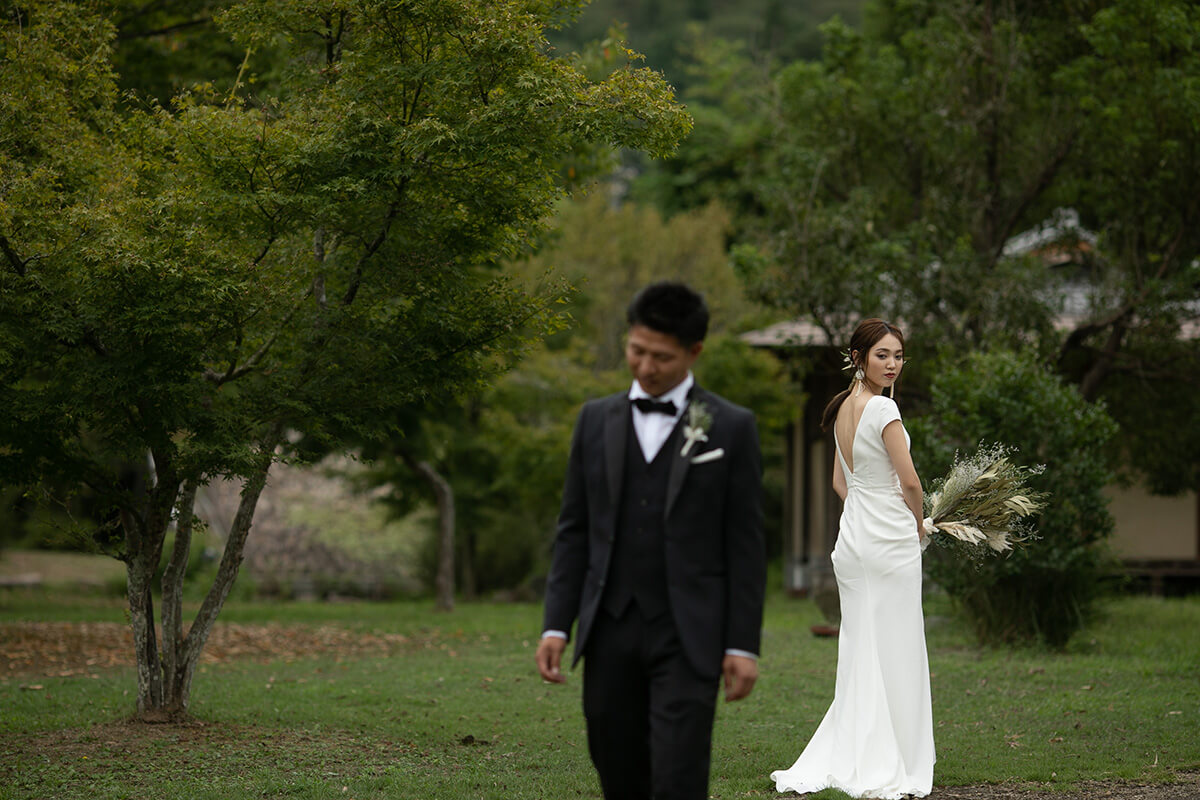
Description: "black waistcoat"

(602, 412), (679, 620)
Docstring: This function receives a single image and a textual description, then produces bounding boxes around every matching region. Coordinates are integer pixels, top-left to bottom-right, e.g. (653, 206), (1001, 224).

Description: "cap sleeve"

(873, 396), (902, 436)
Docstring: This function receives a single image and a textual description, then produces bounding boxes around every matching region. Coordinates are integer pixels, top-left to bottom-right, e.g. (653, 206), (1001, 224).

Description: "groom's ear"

(688, 341), (704, 359)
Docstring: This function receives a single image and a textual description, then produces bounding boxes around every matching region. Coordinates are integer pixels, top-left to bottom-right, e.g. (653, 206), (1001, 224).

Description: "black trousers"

(582, 604), (719, 800)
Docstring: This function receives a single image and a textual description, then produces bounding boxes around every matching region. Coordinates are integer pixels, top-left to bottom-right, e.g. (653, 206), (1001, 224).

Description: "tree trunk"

(125, 454), (181, 720)
(399, 449), (455, 611)
(127, 552), (163, 716)
(1079, 319), (1129, 401)
(128, 439), (276, 721)
(167, 452), (274, 714)
(160, 481), (198, 717)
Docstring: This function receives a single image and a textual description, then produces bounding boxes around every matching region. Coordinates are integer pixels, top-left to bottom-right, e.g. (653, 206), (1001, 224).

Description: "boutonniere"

(680, 401), (713, 456)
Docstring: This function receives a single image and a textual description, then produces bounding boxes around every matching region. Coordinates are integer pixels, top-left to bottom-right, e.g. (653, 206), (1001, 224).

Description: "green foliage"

(628, 28), (776, 224)
(552, 0), (867, 91)
(103, 0), (253, 104)
(1, 0), (691, 536)
(362, 346), (625, 595)
(1096, 333), (1200, 495)
(694, 335), (797, 558)
(521, 191), (751, 366)
(1, 0), (691, 711)
(447, 348), (624, 593)
(909, 350), (1121, 648)
(689, 0), (1200, 501)
(1051, 0), (1200, 491)
(362, 190), (795, 594)
(730, 2), (1094, 353)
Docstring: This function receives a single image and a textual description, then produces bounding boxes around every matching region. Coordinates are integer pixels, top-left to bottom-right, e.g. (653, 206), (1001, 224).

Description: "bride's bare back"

(834, 392), (876, 474)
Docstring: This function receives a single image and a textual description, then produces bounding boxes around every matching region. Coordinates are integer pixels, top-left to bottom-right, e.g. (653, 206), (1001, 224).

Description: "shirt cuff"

(542, 630), (568, 640)
(724, 648), (758, 660)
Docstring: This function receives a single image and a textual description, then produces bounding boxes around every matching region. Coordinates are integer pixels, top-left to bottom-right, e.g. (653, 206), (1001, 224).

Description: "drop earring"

(853, 367), (864, 397)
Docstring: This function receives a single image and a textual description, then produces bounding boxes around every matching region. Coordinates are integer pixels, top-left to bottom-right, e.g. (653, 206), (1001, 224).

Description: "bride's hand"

(918, 517), (934, 551)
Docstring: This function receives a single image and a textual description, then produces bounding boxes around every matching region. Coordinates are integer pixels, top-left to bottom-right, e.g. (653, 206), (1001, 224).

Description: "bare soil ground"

(929, 780), (1200, 799)
(0, 620), (414, 678)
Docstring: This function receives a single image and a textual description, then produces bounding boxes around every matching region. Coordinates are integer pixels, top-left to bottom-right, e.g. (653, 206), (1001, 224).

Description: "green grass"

(0, 590), (1197, 799)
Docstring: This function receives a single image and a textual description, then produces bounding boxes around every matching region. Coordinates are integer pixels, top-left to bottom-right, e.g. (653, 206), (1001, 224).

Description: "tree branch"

(397, 446), (454, 611)
(0, 234), (27, 277)
(989, 128), (1078, 267)
(184, 432), (279, 661)
(116, 17), (211, 41)
(161, 479), (198, 707)
(342, 187), (407, 306)
(204, 289), (311, 385)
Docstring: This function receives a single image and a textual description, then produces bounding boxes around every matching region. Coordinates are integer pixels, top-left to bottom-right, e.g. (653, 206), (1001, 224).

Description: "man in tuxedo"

(536, 281), (766, 800)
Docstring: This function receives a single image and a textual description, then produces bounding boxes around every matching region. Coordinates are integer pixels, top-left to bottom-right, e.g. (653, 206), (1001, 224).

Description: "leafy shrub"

(908, 350), (1120, 648)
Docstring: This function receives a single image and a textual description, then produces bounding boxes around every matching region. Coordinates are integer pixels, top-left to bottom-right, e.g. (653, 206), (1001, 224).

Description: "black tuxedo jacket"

(542, 385), (766, 678)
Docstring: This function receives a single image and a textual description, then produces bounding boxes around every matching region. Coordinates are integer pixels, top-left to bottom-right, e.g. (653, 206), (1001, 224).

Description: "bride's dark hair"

(820, 318), (905, 431)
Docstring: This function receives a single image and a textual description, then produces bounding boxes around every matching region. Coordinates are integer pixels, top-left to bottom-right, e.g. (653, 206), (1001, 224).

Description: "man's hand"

(722, 654), (757, 702)
(536, 636), (568, 684)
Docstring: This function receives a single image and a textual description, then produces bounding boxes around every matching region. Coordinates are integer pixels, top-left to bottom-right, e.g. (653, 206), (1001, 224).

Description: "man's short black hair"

(626, 282), (709, 347)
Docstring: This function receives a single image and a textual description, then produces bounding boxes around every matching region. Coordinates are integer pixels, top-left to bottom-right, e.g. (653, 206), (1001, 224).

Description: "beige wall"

(1105, 485), (1197, 560)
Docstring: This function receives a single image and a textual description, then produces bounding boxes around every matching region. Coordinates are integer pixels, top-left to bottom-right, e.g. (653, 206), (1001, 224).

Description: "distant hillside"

(551, 0), (866, 89)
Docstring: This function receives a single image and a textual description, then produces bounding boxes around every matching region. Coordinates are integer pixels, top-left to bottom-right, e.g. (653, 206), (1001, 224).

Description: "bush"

(908, 349), (1120, 648)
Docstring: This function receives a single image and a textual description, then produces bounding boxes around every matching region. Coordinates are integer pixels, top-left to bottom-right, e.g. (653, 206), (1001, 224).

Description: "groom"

(536, 281), (766, 800)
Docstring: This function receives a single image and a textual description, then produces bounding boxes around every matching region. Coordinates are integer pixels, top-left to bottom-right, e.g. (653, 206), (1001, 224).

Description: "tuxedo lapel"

(665, 387), (718, 518)
(604, 396), (629, 509)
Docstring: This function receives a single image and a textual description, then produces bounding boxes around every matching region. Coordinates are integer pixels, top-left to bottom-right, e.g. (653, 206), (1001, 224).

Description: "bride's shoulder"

(871, 394), (903, 423)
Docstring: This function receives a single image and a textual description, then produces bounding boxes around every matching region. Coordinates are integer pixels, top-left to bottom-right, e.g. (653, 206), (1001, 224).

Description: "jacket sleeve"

(722, 408), (766, 656)
(542, 404), (592, 637)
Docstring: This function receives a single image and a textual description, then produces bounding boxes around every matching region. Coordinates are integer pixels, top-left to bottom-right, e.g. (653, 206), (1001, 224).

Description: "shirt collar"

(628, 372), (694, 409)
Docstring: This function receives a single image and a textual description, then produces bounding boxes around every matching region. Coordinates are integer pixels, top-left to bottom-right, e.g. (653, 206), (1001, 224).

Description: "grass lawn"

(0, 588), (1197, 799)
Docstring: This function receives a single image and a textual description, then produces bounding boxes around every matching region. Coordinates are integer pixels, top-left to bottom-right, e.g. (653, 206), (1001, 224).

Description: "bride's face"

(862, 333), (904, 391)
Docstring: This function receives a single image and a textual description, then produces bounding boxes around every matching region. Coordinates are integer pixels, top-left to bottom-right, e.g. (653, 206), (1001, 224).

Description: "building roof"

(741, 209), (1198, 348)
(739, 319), (836, 348)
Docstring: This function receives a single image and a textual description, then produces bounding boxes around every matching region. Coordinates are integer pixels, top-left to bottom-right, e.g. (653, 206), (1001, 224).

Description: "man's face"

(625, 324), (702, 397)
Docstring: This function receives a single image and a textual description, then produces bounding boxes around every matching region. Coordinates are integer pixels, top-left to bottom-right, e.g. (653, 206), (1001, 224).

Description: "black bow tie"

(631, 397), (678, 416)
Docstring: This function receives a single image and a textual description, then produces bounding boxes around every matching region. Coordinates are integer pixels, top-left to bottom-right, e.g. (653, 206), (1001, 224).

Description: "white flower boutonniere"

(680, 401), (713, 456)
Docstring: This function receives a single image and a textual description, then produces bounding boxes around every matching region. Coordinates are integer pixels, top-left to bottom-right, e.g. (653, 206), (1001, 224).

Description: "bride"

(771, 319), (935, 799)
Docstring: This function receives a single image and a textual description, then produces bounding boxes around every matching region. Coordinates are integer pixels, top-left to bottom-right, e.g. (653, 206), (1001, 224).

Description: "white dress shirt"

(628, 373), (692, 462)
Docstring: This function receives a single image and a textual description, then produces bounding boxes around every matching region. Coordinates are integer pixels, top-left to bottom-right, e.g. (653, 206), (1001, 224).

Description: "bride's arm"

(832, 451), (847, 502)
(882, 420), (925, 538)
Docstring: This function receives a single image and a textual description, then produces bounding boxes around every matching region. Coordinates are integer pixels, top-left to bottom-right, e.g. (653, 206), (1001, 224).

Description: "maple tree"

(0, 0), (688, 718)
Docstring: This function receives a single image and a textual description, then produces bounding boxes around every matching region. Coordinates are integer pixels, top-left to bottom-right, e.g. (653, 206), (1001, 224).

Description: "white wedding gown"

(772, 395), (935, 799)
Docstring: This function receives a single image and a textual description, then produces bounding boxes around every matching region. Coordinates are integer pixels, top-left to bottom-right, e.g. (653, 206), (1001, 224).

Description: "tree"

(103, 0), (250, 104)
(352, 191), (795, 597)
(909, 350), (1119, 647)
(550, 0), (868, 92)
(519, 190), (753, 367)
(725, 0), (1199, 492)
(0, 0), (689, 719)
(732, 1), (1100, 351)
(1052, 0), (1200, 492)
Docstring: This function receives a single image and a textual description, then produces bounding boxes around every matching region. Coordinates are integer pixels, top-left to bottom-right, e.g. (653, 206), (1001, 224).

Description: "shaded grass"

(0, 590), (1197, 799)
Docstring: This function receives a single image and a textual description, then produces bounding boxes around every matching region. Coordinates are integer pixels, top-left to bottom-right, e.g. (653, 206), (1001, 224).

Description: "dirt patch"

(931, 778), (1200, 799)
(0, 621), (416, 678)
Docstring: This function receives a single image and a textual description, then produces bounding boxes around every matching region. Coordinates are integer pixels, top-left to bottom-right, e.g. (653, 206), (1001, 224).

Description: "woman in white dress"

(772, 319), (935, 799)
